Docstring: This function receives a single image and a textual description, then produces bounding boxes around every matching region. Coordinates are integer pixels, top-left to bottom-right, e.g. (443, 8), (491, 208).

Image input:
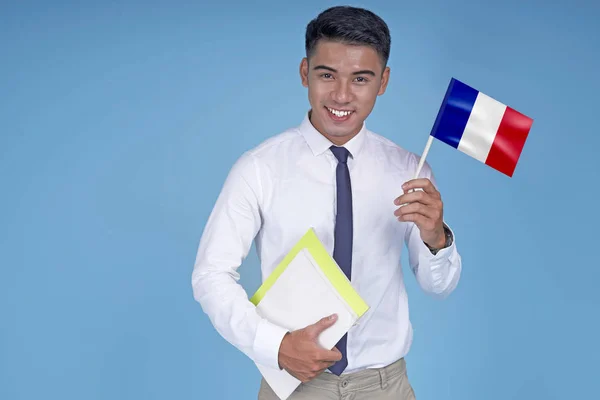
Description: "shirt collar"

(299, 111), (367, 158)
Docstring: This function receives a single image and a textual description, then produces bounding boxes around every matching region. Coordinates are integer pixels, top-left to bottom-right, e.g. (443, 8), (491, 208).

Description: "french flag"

(430, 78), (534, 177)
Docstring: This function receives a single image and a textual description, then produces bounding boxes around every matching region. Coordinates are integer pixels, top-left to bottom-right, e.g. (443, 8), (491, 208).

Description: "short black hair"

(305, 6), (391, 67)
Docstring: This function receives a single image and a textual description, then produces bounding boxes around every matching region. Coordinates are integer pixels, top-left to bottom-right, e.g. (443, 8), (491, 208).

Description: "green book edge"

(249, 228), (369, 318)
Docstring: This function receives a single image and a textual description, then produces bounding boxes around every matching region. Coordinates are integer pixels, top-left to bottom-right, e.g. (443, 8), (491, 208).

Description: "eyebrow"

(313, 65), (376, 77)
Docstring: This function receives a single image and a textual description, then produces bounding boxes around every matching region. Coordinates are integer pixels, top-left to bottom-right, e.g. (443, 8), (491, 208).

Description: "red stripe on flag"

(485, 107), (533, 177)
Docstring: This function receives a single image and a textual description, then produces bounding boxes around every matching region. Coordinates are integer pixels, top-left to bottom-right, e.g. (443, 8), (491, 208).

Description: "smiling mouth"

(326, 106), (354, 118)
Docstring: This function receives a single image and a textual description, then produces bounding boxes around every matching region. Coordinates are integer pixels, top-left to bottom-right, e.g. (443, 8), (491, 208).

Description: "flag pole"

(400, 135), (434, 203)
(413, 135), (434, 180)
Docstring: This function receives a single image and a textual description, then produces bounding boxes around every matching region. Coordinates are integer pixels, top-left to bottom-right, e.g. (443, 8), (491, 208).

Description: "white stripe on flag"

(458, 92), (507, 163)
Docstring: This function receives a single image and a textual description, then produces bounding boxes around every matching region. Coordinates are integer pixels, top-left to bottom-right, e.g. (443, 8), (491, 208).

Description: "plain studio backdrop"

(1, 1), (599, 399)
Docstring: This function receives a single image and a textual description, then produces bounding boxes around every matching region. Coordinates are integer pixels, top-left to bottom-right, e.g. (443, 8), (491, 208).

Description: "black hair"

(305, 6), (391, 67)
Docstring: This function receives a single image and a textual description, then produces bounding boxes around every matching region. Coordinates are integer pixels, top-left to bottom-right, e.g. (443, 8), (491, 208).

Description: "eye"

(354, 76), (369, 83)
(320, 73), (333, 79)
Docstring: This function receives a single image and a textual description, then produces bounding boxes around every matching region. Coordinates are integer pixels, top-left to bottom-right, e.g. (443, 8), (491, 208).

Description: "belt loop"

(379, 367), (388, 389)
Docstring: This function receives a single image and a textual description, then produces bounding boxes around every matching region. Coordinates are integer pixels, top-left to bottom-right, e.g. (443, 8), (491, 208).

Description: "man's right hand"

(277, 314), (343, 383)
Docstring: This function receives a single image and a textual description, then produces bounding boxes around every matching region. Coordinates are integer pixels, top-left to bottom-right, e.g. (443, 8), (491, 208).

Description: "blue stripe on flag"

(430, 78), (479, 148)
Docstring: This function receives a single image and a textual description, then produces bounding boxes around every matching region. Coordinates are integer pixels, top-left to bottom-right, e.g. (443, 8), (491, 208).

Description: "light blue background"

(1, 1), (599, 399)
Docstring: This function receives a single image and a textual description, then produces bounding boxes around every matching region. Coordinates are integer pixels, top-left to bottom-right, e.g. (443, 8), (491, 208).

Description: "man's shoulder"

(245, 126), (302, 159)
(228, 125), (304, 178)
(226, 127), (301, 184)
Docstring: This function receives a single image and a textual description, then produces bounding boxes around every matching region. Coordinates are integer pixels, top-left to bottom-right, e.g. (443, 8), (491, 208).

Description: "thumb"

(309, 314), (338, 336)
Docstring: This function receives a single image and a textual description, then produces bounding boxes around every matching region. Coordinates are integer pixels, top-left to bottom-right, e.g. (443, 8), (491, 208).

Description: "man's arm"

(394, 161), (462, 298)
(404, 220), (462, 297)
(191, 152), (288, 369)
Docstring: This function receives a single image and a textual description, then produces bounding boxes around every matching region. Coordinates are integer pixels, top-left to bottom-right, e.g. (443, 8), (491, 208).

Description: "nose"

(331, 80), (353, 104)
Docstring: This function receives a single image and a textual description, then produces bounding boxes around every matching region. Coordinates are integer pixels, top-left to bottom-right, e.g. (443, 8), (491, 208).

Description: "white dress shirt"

(192, 113), (462, 374)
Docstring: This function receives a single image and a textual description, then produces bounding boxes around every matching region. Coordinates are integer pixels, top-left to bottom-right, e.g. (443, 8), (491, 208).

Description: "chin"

(326, 118), (362, 136)
(326, 126), (356, 138)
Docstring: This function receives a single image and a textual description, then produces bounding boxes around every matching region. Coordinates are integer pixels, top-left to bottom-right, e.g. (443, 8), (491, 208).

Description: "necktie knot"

(330, 146), (350, 164)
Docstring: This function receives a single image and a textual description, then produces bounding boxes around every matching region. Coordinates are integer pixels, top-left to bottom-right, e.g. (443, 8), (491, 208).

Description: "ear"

(378, 66), (391, 96)
(300, 58), (309, 87)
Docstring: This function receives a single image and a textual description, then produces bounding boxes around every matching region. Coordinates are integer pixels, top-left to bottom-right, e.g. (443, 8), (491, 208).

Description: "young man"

(192, 6), (462, 400)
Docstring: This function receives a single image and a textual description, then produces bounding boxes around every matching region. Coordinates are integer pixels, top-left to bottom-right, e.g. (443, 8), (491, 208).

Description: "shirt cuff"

(253, 318), (289, 370)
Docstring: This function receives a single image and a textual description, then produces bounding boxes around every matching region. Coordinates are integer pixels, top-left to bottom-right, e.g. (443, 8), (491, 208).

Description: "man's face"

(300, 40), (390, 145)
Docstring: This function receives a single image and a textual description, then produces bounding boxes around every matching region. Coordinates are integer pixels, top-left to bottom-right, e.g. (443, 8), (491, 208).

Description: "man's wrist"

(424, 224), (453, 255)
(429, 231), (447, 249)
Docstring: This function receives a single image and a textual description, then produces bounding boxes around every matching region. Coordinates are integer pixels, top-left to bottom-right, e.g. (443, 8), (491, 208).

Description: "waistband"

(301, 358), (406, 394)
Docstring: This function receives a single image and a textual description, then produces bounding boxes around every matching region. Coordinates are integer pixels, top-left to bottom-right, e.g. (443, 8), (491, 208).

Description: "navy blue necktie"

(329, 146), (353, 376)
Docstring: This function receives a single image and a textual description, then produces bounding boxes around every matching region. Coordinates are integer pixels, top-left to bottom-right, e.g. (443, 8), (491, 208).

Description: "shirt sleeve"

(403, 160), (462, 298)
(191, 151), (289, 369)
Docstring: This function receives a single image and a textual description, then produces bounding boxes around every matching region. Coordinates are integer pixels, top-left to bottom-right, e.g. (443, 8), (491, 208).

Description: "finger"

(317, 360), (336, 369)
(318, 365), (331, 374)
(308, 366), (330, 380)
(394, 189), (437, 207)
(317, 348), (343, 363)
(402, 178), (439, 196)
(315, 346), (342, 363)
(395, 202), (439, 220)
(332, 346), (342, 357)
(308, 314), (338, 337)
(398, 213), (437, 231)
(329, 347), (342, 361)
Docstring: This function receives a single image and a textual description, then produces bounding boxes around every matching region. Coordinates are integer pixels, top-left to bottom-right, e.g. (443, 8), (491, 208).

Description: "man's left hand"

(394, 178), (446, 248)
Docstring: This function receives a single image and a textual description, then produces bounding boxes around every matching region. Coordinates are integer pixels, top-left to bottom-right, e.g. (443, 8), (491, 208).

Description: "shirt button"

(341, 381), (348, 388)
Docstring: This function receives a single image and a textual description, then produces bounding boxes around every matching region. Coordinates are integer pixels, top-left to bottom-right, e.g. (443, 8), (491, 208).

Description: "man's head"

(300, 6), (391, 145)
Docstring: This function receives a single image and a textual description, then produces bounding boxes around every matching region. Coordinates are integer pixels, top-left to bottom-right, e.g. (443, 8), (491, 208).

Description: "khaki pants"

(258, 358), (416, 400)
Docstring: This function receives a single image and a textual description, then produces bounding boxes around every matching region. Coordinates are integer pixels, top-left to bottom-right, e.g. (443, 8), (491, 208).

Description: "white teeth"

(327, 107), (352, 117)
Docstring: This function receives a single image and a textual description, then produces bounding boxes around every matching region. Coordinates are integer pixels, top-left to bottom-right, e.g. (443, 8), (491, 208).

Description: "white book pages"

(254, 248), (359, 400)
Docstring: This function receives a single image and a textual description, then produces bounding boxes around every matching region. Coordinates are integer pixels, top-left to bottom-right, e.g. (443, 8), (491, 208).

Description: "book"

(249, 228), (370, 400)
